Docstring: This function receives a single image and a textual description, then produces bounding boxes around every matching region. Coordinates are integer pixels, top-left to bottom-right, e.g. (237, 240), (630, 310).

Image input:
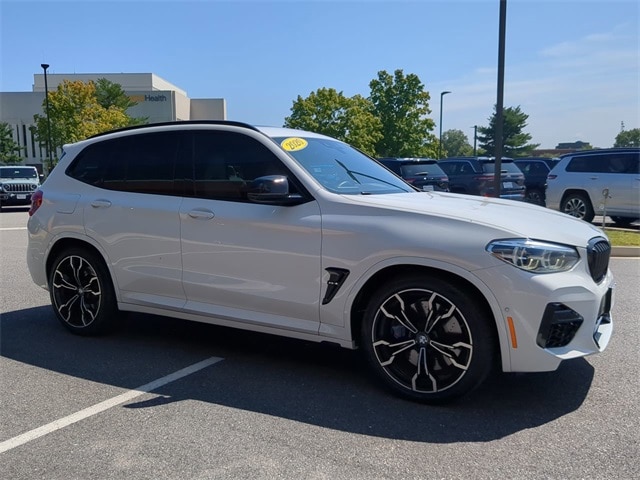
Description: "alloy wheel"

(563, 197), (587, 219)
(370, 288), (473, 393)
(52, 255), (102, 328)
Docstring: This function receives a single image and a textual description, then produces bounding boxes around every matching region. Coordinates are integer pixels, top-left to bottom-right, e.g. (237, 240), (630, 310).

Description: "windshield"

(272, 136), (414, 194)
(0, 167), (38, 179)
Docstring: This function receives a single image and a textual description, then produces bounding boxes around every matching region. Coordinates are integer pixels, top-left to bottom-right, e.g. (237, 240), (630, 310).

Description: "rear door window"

(67, 131), (188, 197)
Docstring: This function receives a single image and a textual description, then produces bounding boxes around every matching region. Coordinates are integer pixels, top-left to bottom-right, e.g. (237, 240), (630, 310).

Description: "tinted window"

(481, 161), (522, 174)
(516, 161), (549, 175)
(67, 132), (187, 196)
(400, 164), (446, 177)
(439, 161), (474, 175)
(192, 131), (291, 201)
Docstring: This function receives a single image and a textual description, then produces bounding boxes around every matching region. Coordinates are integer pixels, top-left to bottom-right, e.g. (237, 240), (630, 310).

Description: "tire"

(561, 193), (594, 223)
(610, 216), (638, 228)
(360, 274), (496, 403)
(525, 188), (544, 205)
(48, 247), (118, 335)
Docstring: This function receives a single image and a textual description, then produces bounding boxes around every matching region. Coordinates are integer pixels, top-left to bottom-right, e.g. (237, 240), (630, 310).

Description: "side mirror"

(247, 175), (304, 205)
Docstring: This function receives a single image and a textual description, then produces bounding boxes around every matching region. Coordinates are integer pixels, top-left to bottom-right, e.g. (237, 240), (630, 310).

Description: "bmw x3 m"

(27, 121), (614, 403)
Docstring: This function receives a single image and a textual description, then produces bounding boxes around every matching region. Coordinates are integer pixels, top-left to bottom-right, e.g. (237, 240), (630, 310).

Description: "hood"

(339, 191), (605, 248)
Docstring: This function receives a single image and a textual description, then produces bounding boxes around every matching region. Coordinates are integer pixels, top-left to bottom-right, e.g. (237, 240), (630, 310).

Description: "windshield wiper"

(334, 159), (407, 192)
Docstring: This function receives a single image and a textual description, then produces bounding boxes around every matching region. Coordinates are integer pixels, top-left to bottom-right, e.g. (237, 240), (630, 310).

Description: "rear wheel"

(48, 247), (118, 335)
(525, 188), (544, 205)
(360, 274), (495, 403)
(561, 193), (594, 222)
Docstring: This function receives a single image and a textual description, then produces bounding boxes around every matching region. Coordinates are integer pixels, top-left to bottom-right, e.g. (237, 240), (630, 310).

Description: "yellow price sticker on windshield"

(281, 137), (308, 152)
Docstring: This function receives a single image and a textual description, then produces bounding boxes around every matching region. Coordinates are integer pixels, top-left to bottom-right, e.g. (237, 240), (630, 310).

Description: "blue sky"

(1, 0), (638, 149)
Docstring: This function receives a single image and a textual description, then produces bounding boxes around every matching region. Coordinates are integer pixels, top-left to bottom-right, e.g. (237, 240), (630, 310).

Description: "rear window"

(399, 163), (446, 177)
(481, 161), (522, 174)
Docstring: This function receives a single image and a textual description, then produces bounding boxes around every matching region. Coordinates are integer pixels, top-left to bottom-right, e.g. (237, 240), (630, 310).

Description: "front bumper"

(475, 257), (613, 373)
(0, 191), (33, 205)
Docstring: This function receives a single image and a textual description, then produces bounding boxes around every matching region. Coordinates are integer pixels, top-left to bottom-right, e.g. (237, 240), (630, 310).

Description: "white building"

(0, 72), (227, 170)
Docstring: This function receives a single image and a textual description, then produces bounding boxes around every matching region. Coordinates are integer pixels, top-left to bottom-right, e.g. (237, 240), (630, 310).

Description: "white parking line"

(0, 356), (223, 454)
(0, 227), (27, 231)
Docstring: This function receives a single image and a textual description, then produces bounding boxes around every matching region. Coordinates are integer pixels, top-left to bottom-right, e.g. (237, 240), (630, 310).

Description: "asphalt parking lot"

(1, 207), (639, 479)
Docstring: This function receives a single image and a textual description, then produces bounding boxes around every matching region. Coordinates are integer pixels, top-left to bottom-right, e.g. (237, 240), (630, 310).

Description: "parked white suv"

(546, 148), (640, 226)
(0, 165), (41, 208)
(27, 121), (613, 403)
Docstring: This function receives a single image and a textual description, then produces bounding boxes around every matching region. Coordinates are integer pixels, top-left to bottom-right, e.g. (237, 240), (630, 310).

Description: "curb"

(611, 246), (640, 258)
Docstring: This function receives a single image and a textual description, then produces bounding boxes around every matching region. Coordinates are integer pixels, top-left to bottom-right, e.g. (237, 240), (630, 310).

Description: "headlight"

(486, 239), (579, 274)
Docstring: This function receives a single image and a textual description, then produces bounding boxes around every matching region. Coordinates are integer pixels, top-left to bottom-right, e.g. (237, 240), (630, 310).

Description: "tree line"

(1, 70), (638, 166)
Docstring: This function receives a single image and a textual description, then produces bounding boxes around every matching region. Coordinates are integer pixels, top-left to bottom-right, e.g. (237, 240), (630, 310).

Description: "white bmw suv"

(27, 121), (613, 403)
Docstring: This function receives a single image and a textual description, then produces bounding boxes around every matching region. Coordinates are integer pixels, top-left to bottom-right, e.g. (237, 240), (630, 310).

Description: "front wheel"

(48, 247), (118, 335)
(360, 274), (496, 403)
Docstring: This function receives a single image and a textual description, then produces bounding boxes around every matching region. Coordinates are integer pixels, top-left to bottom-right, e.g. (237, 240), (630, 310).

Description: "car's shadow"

(1, 305), (595, 443)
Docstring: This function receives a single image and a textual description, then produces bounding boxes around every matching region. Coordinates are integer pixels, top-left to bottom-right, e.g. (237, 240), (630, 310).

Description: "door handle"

(90, 199), (112, 208)
(188, 209), (215, 220)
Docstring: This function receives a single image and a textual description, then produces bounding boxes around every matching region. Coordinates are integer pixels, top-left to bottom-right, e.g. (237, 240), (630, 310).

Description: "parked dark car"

(438, 157), (526, 200)
(513, 157), (560, 205)
(378, 157), (449, 191)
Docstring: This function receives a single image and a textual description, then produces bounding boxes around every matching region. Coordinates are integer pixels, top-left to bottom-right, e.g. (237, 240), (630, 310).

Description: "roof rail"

(88, 120), (259, 140)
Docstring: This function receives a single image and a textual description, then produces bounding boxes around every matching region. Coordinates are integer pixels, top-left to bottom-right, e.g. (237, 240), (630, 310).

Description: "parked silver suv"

(546, 148), (640, 226)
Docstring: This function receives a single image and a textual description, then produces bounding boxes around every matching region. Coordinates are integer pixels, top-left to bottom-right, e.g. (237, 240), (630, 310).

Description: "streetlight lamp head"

(41, 63), (49, 70)
(441, 90), (451, 96)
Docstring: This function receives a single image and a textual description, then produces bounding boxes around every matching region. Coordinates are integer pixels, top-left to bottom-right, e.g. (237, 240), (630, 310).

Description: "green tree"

(614, 128), (640, 147)
(32, 80), (133, 164)
(0, 122), (23, 164)
(441, 129), (473, 157)
(284, 87), (382, 156)
(477, 105), (539, 157)
(95, 78), (147, 125)
(369, 69), (437, 157)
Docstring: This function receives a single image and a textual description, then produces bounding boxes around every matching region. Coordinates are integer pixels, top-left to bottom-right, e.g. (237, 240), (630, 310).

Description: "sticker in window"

(281, 137), (308, 152)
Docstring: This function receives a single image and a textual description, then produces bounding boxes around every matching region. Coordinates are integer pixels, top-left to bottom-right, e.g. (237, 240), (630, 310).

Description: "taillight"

(28, 189), (43, 216)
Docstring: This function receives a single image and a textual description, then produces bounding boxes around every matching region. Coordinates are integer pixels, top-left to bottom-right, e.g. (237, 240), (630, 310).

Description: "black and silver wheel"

(49, 247), (118, 335)
(561, 193), (594, 222)
(361, 274), (495, 403)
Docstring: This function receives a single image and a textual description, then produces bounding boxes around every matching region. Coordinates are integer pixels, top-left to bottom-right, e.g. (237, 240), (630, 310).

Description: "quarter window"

(67, 132), (188, 196)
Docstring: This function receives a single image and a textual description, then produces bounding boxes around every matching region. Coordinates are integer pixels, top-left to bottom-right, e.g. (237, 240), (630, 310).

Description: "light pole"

(472, 125), (477, 156)
(438, 91), (451, 159)
(41, 63), (54, 173)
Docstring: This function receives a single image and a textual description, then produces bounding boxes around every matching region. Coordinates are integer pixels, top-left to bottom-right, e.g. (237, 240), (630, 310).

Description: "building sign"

(129, 94), (168, 103)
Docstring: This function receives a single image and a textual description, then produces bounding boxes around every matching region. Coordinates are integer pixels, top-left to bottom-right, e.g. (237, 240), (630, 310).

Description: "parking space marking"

(0, 356), (224, 454)
(0, 227), (27, 231)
